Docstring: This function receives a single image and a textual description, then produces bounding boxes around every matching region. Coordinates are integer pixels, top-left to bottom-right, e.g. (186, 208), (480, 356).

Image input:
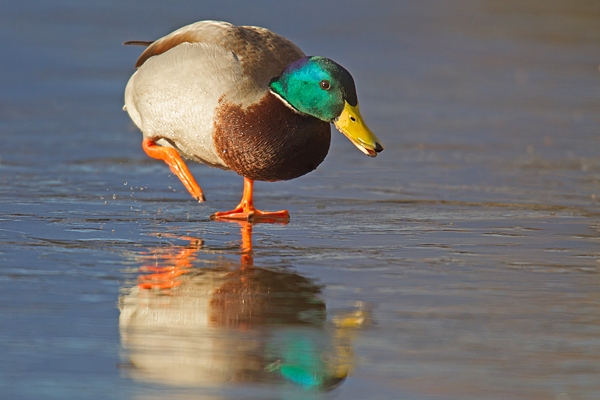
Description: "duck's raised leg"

(142, 139), (205, 202)
(211, 177), (290, 222)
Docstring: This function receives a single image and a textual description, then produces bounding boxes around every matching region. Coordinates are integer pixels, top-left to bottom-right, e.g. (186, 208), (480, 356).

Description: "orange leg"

(210, 177), (289, 222)
(142, 139), (205, 202)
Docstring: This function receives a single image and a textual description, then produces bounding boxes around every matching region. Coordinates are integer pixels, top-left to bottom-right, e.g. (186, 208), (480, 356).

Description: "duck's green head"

(269, 56), (383, 157)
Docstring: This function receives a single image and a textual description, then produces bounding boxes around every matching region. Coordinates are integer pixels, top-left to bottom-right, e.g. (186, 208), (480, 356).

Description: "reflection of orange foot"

(136, 236), (202, 290)
(210, 177), (290, 222)
(138, 279), (182, 290)
(138, 266), (186, 290)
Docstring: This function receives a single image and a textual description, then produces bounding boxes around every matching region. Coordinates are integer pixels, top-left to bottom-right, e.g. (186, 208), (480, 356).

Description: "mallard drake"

(124, 20), (383, 221)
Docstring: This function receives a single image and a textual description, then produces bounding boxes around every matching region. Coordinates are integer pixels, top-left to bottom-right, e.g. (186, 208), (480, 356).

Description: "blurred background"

(1, 1), (599, 399)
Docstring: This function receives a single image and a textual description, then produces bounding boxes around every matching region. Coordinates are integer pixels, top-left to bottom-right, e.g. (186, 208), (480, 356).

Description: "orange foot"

(142, 138), (205, 202)
(211, 177), (290, 222)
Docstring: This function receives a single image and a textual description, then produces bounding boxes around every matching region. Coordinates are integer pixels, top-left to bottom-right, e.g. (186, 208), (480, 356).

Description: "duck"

(124, 20), (383, 221)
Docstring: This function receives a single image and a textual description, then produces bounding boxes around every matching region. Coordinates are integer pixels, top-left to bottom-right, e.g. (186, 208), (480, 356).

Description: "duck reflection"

(119, 222), (365, 391)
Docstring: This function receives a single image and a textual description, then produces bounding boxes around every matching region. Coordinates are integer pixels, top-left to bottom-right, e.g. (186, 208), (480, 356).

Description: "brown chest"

(213, 93), (331, 182)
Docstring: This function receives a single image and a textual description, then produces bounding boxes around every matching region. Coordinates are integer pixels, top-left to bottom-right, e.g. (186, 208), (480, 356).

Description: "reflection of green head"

(274, 331), (348, 391)
(269, 56), (358, 122)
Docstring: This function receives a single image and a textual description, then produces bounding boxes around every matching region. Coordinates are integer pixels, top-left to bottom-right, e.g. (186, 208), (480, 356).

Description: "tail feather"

(123, 40), (154, 47)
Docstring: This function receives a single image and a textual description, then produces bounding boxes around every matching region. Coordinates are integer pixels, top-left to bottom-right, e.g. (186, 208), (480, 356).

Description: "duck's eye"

(319, 80), (331, 90)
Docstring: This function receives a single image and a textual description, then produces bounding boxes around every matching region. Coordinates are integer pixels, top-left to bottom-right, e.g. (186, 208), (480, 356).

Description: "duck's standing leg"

(211, 177), (290, 222)
(142, 139), (205, 202)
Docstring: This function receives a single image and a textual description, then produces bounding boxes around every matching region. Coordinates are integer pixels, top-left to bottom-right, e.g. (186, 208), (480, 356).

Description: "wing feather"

(130, 21), (305, 87)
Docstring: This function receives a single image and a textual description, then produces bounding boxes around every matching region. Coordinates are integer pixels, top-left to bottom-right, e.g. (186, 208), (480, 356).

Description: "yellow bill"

(334, 101), (383, 157)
